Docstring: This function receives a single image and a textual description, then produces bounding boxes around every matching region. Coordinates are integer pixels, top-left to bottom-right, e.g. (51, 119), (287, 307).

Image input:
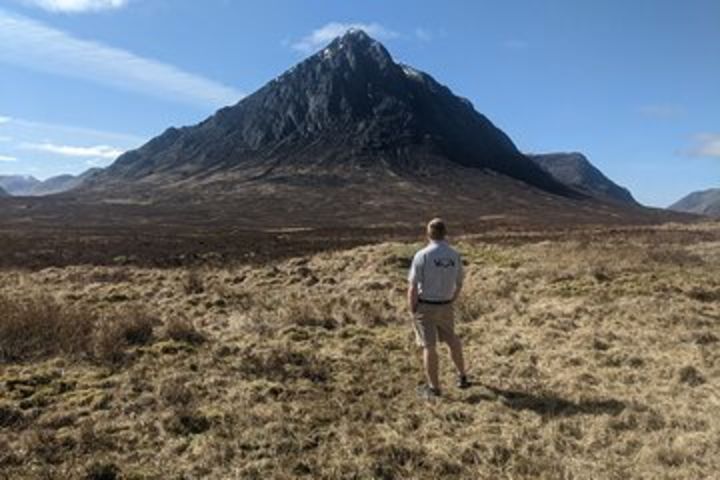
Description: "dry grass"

(92, 309), (158, 365)
(0, 294), (96, 362)
(0, 294), (160, 367)
(0, 222), (719, 478)
(166, 315), (207, 345)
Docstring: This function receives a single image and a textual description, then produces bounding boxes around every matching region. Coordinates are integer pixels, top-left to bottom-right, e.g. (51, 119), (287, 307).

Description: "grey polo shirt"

(408, 240), (464, 302)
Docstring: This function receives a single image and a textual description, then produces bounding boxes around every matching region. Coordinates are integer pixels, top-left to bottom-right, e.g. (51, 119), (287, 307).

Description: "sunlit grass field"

(1, 222), (719, 479)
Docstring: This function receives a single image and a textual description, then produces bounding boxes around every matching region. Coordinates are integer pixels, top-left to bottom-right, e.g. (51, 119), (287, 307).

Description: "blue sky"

(0, 0), (718, 207)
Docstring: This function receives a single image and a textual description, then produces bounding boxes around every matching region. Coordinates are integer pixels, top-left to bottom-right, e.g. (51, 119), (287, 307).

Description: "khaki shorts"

(413, 302), (457, 348)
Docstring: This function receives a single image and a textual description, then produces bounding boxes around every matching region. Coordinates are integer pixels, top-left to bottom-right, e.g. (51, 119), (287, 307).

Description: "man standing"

(408, 218), (469, 399)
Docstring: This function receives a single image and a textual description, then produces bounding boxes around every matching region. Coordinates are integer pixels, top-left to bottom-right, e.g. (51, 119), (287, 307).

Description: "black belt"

(418, 299), (452, 305)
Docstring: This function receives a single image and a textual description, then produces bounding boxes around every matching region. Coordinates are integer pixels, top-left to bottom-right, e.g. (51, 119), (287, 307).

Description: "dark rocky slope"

(529, 153), (637, 204)
(89, 30), (568, 196)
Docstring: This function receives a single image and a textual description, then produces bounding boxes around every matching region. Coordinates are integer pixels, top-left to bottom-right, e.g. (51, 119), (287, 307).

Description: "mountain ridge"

(0, 169), (100, 196)
(86, 29), (571, 197)
(528, 152), (637, 204)
(670, 188), (720, 217)
(45, 29), (680, 229)
(0, 175), (41, 196)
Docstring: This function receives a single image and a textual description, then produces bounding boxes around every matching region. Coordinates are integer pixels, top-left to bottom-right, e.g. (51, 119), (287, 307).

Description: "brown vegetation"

(0, 222), (718, 478)
(0, 294), (96, 362)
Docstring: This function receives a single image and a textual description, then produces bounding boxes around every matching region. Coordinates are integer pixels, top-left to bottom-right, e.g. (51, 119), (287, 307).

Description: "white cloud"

(0, 9), (243, 108)
(22, 142), (125, 159)
(688, 133), (720, 159)
(7, 116), (144, 145)
(415, 28), (432, 42)
(85, 157), (111, 167)
(291, 22), (399, 54)
(0, 154), (18, 162)
(21, 0), (128, 13)
(638, 104), (685, 119)
(0, 116), (11, 124)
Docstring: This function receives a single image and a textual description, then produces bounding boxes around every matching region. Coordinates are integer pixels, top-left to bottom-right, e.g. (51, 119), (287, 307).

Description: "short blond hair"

(426, 218), (447, 240)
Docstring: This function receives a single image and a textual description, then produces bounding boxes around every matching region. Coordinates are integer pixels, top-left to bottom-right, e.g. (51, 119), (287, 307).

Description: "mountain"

(0, 170), (99, 196)
(529, 153), (637, 204)
(31, 169), (101, 196)
(87, 29), (568, 197)
(0, 185), (9, 197)
(670, 188), (720, 217)
(65, 29), (680, 229)
(0, 175), (41, 196)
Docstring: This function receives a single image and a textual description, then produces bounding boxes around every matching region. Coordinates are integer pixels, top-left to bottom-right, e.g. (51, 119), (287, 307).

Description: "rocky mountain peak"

(319, 28), (395, 70)
(95, 29), (570, 196)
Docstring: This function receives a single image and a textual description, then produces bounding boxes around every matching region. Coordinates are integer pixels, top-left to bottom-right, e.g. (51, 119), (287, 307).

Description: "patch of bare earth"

(1, 222), (719, 478)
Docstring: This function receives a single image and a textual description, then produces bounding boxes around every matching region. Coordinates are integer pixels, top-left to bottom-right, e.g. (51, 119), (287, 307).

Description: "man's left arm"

(452, 255), (464, 302)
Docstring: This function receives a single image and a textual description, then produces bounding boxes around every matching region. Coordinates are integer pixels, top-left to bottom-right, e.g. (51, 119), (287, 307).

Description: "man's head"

(426, 218), (447, 241)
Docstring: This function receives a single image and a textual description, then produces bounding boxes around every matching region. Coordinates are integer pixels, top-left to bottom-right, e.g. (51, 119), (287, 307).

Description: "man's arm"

(407, 252), (422, 314)
(452, 254), (465, 302)
(452, 282), (463, 303)
(408, 283), (419, 314)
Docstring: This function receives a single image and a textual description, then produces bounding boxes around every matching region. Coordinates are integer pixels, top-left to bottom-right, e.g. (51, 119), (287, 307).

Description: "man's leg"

(423, 346), (440, 391)
(438, 304), (466, 378)
(447, 335), (466, 377)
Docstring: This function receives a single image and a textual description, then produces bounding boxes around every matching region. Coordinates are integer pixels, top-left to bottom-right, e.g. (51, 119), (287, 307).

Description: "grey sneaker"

(416, 384), (441, 399)
(457, 375), (470, 389)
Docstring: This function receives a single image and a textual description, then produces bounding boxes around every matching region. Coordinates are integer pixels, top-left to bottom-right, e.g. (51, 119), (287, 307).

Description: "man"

(408, 218), (469, 399)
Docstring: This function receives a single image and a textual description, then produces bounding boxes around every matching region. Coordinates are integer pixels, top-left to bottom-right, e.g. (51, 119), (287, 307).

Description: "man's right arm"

(407, 252), (422, 314)
(408, 283), (419, 314)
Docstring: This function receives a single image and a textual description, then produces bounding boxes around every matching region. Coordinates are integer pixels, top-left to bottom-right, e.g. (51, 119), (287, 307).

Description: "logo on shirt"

(433, 258), (456, 268)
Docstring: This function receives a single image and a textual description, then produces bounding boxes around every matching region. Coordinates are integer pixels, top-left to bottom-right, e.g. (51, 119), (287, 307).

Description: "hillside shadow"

(475, 384), (625, 418)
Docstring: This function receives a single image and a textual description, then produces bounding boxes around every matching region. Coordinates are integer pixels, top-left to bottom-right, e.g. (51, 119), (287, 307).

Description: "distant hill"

(0, 185), (9, 197)
(0, 170), (99, 196)
(529, 153), (638, 204)
(31, 169), (101, 196)
(0, 175), (41, 196)
(670, 188), (720, 217)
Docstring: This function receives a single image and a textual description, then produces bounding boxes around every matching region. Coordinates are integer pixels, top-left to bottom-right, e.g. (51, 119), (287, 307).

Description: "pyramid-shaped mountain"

(72, 30), (677, 228)
(91, 30), (568, 195)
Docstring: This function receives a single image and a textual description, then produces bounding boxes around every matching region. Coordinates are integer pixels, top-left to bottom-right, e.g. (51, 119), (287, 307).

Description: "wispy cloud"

(0, 154), (18, 162)
(20, 0), (128, 13)
(638, 104), (685, 119)
(0, 9), (243, 108)
(0, 115), (140, 177)
(688, 133), (720, 159)
(2, 115), (145, 145)
(291, 22), (399, 54)
(22, 142), (125, 159)
(85, 157), (111, 167)
(414, 27), (432, 42)
(0, 116), (11, 124)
